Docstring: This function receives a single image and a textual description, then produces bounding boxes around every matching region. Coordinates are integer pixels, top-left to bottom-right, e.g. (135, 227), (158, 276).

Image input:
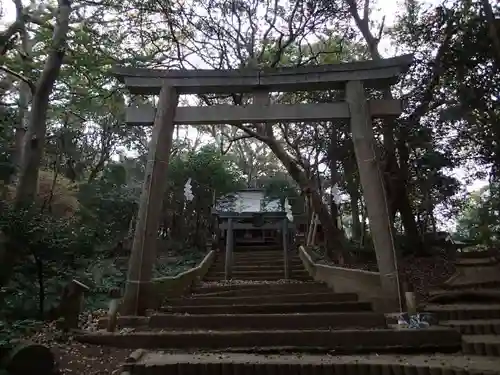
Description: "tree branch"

(0, 21), (20, 54)
(0, 65), (36, 93)
(407, 16), (455, 125)
(346, 0), (381, 58)
(220, 134), (254, 155)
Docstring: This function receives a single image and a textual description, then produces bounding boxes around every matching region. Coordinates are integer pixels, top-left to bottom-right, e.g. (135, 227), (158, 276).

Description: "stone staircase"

(203, 246), (311, 281)
(421, 251), (500, 357)
(80, 247), (500, 374)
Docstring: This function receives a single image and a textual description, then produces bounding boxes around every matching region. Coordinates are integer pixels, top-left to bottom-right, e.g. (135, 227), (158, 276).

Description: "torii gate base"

(115, 55), (413, 315)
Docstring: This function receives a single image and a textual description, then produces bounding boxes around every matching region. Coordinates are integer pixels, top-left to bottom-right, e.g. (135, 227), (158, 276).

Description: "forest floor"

(20, 318), (129, 375)
(52, 340), (129, 375)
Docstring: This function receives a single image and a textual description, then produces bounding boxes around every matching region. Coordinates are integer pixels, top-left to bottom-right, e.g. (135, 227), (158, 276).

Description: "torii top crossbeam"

(112, 54), (413, 95)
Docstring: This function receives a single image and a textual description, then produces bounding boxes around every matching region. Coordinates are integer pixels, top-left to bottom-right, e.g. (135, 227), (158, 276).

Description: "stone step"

(232, 249), (287, 255)
(233, 254), (301, 259)
(148, 312), (387, 330)
(191, 284), (331, 297)
(233, 245), (281, 251)
(427, 289), (500, 304)
(74, 327), (461, 354)
(230, 256), (301, 262)
(203, 274), (311, 282)
(169, 292), (358, 306)
(440, 281), (500, 290)
(75, 327), (462, 353)
(211, 261), (303, 270)
(231, 254), (300, 260)
(455, 257), (500, 267)
(208, 264), (304, 272)
(424, 304), (500, 320)
(160, 301), (373, 314)
(118, 352), (500, 375)
(232, 251), (299, 256)
(220, 260), (303, 267)
(192, 282), (328, 294)
(205, 269), (309, 278)
(204, 272), (311, 282)
(232, 250), (283, 256)
(232, 250), (285, 255)
(213, 257), (302, 263)
(208, 263), (303, 270)
(462, 334), (500, 356)
(457, 249), (499, 259)
(214, 256), (302, 263)
(440, 319), (500, 334)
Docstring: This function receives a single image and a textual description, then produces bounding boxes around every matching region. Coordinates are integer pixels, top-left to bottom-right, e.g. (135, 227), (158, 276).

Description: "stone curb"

(462, 335), (500, 356)
(74, 328), (462, 352)
(160, 300), (373, 314)
(168, 292), (358, 306)
(424, 304), (500, 320)
(123, 361), (500, 375)
(441, 320), (500, 335)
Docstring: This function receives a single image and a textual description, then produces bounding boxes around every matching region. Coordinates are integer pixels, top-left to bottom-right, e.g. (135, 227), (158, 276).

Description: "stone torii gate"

(113, 55), (413, 315)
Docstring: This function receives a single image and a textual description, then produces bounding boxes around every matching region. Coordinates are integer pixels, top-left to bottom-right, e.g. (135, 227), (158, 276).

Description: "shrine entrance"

(113, 55), (413, 315)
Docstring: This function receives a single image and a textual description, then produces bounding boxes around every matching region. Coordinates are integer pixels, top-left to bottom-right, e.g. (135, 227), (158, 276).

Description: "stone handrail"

(148, 250), (215, 310)
(298, 246), (388, 312)
(98, 251), (215, 328)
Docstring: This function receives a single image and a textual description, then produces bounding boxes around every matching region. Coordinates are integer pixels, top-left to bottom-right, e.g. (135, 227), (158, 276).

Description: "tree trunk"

(394, 180), (421, 244)
(238, 91), (347, 259)
(343, 148), (362, 242)
(480, 0), (500, 68)
(15, 0), (72, 206)
(7, 0), (32, 184)
(264, 140), (347, 253)
(329, 131), (341, 230)
(346, 0), (421, 252)
(0, 0), (72, 293)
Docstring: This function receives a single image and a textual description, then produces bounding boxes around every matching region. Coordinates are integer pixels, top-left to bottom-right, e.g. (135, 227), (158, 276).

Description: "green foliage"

(169, 145), (244, 195)
(0, 145), (238, 339)
(0, 203), (95, 318)
(261, 173), (301, 212)
(163, 145), (244, 246)
(455, 183), (500, 245)
(78, 165), (139, 241)
(0, 319), (43, 347)
(0, 109), (16, 183)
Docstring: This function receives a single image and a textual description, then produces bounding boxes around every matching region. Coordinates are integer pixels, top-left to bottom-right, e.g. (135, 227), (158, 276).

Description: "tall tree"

(150, 0), (353, 253)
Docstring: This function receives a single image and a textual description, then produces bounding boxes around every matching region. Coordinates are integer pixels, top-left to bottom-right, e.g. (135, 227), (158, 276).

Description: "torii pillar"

(122, 85), (178, 315)
(346, 80), (401, 312)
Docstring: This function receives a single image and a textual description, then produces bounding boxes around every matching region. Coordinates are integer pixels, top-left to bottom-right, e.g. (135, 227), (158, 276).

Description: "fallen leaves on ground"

(21, 315), (132, 375)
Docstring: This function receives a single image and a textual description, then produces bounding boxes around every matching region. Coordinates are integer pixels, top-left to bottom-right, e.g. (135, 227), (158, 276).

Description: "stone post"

(122, 85), (178, 315)
(345, 80), (401, 312)
(224, 218), (234, 280)
(283, 218), (289, 279)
